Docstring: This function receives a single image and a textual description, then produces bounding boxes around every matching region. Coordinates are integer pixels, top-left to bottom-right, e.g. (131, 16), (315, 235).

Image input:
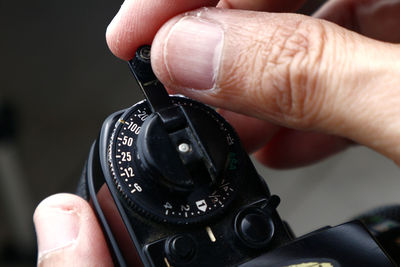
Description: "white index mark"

(206, 226), (216, 242)
(164, 258), (172, 267)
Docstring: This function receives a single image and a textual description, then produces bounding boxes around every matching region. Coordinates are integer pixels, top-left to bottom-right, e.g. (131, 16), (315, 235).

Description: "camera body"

(79, 46), (395, 266)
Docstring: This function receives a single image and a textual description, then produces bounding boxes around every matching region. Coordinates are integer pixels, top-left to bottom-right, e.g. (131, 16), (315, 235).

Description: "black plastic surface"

(239, 221), (395, 267)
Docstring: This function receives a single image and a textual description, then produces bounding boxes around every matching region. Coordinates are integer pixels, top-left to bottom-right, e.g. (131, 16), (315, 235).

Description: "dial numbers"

(108, 97), (240, 224)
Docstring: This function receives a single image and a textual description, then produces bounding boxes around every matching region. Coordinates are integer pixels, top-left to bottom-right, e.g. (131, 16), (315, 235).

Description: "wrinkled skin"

(34, 1), (400, 266)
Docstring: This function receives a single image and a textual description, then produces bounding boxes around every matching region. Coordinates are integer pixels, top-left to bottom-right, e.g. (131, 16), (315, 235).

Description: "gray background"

(1, 0), (399, 265)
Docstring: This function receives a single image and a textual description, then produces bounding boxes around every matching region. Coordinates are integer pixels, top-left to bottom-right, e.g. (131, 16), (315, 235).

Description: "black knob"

(165, 234), (197, 263)
(136, 104), (229, 192)
(234, 208), (275, 248)
(109, 97), (239, 224)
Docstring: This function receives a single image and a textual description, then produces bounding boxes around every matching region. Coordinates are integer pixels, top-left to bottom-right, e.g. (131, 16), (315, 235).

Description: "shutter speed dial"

(135, 101), (226, 193)
(108, 97), (240, 224)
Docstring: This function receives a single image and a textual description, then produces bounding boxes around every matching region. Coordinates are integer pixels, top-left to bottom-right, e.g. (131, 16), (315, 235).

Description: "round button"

(165, 234), (196, 263)
(241, 213), (274, 243)
(234, 208), (275, 248)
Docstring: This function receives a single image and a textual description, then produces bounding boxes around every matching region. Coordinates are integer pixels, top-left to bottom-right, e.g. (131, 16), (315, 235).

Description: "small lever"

(128, 45), (172, 113)
(129, 45), (222, 190)
(260, 195), (280, 213)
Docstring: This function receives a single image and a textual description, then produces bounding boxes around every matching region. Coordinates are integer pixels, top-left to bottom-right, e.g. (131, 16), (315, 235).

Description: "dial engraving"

(108, 97), (240, 224)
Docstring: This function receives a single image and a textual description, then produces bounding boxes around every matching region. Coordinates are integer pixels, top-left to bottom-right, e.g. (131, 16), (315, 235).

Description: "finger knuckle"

(262, 19), (328, 128)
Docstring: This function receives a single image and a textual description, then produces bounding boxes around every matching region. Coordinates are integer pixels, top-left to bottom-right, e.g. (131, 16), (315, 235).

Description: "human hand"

(34, 1), (400, 265)
(106, 0), (400, 168)
(33, 194), (114, 266)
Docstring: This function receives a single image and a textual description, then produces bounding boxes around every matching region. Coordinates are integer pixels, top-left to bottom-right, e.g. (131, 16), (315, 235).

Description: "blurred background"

(1, 0), (399, 266)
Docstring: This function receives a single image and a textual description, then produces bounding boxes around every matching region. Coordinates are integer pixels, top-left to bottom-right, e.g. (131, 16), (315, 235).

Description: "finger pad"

(106, 0), (219, 60)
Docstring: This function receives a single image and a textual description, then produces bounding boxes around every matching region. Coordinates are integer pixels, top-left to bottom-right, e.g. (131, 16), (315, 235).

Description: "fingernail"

(34, 207), (80, 260)
(164, 17), (224, 90)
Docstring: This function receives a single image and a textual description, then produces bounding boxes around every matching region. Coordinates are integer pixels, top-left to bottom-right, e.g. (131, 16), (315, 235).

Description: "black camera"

(79, 46), (396, 266)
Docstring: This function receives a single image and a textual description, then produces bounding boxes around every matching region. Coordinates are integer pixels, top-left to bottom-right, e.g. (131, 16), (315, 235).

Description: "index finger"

(106, 0), (219, 60)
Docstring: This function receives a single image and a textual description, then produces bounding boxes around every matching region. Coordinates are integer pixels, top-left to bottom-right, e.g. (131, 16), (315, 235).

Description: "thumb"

(33, 193), (113, 266)
(151, 8), (400, 162)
